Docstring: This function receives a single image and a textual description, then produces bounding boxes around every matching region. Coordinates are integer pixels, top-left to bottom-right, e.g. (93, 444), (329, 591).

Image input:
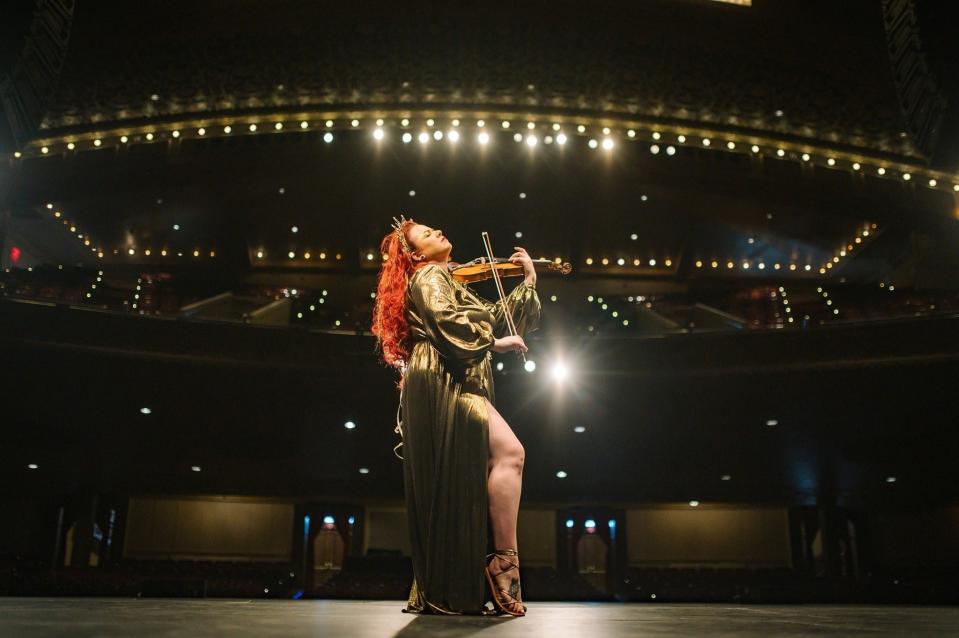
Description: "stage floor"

(1, 598), (957, 636)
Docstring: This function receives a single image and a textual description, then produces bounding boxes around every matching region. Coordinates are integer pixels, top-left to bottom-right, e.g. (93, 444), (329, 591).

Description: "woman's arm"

(409, 265), (496, 366)
(477, 280), (541, 338)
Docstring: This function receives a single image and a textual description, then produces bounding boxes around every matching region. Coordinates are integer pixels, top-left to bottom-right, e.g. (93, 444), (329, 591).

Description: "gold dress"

(396, 263), (540, 615)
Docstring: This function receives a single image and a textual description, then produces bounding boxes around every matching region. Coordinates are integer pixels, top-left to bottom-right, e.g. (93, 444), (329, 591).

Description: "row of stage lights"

(778, 285), (841, 324)
(779, 286), (796, 324)
(41, 203), (217, 260)
(46, 192), (864, 274)
(293, 231), (879, 275)
(12, 116), (959, 194)
(818, 287), (840, 318)
(30, 199), (885, 289)
(776, 285), (844, 324)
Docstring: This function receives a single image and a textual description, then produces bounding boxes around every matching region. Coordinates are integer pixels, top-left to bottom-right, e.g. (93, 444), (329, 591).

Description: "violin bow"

(481, 231), (527, 363)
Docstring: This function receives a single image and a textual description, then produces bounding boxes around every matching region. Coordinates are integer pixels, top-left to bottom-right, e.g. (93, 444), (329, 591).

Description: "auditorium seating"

(4, 267), (956, 334)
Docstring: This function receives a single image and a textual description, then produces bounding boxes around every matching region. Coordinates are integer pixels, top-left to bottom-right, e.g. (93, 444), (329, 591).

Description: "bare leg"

(485, 397), (525, 612)
(485, 397), (524, 550)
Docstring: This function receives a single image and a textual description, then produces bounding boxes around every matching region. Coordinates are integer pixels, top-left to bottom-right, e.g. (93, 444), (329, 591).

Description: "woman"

(371, 215), (540, 616)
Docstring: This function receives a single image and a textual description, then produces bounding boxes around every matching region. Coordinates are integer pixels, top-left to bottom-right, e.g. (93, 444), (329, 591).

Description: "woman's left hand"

(510, 246), (536, 284)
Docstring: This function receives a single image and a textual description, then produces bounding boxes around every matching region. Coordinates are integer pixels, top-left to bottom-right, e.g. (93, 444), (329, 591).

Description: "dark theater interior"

(2, 0), (959, 635)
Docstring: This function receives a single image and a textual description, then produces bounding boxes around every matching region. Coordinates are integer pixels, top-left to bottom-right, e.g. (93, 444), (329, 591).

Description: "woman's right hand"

(492, 335), (528, 354)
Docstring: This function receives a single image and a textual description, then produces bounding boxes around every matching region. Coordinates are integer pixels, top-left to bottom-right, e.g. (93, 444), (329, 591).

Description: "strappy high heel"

(485, 548), (527, 616)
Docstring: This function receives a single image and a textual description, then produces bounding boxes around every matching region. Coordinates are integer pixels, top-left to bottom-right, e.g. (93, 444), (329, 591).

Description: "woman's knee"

(496, 443), (525, 472)
(485, 398), (525, 470)
(512, 445), (525, 471)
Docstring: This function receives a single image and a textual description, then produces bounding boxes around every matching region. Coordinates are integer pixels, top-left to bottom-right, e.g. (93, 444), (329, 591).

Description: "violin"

(449, 256), (572, 284)
(451, 232), (572, 363)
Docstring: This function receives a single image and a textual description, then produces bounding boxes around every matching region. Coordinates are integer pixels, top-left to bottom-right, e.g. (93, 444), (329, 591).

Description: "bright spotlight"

(478, 132), (490, 145)
(373, 128), (384, 140)
(323, 132), (333, 143)
(418, 132), (429, 144)
(433, 130), (443, 141)
(402, 132), (412, 143)
(526, 135), (538, 147)
(556, 133), (567, 145)
(550, 361), (570, 382)
(602, 138), (614, 150)
(448, 130), (460, 142)
(524, 360), (536, 372)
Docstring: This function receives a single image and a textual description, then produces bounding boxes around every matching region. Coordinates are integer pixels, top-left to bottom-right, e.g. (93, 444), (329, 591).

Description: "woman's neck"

(417, 257), (449, 269)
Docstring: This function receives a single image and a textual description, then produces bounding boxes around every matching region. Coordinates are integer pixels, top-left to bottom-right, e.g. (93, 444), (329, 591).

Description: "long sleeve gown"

(396, 262), (540, 615)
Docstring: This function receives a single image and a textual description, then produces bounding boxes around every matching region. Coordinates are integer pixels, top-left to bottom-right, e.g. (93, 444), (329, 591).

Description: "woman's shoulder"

(409, 263), (451, 285)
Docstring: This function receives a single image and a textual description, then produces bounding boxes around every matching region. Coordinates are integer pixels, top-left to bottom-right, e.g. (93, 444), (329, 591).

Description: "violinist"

(371, 215), (540, 616)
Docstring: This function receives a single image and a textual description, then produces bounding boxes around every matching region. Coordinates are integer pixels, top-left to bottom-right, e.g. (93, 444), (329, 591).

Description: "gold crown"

(392, 215), (411, 252)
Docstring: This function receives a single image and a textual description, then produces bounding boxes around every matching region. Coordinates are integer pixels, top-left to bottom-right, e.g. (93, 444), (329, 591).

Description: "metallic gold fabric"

(399, 263), (540, 614)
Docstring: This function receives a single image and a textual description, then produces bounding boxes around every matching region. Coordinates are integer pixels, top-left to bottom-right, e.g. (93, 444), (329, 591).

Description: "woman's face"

(407, 223), (452, 263)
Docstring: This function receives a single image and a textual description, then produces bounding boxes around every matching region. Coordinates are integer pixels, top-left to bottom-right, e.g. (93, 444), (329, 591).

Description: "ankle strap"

(486, 548), (519, 557)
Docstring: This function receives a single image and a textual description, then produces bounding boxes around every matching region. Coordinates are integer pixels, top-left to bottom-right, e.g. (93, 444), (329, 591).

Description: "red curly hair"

(371, 218), (423, 377)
